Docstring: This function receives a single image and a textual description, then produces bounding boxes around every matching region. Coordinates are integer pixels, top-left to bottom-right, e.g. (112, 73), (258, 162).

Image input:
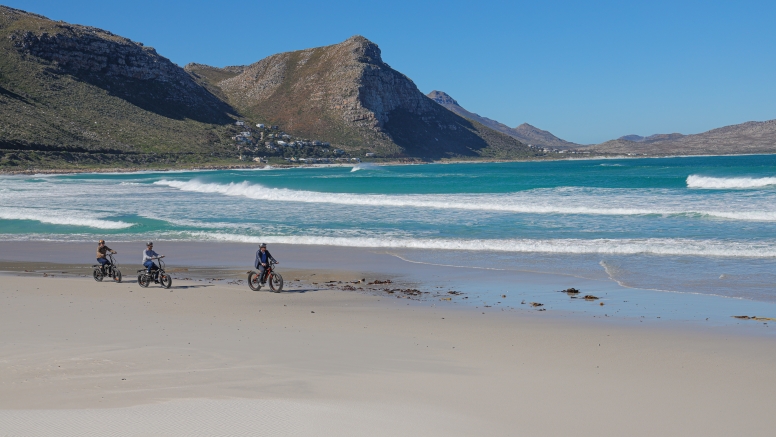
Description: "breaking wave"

(687, 175), (776, 189)
(0, 207), (133, 229)
(185, 232), (776, 258)
(153, 179), (776, 221)
(351, 163), (381, 172)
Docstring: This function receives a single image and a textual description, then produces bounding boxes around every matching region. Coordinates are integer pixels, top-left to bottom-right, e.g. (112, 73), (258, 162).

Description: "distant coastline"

(3, 152), (776, 175)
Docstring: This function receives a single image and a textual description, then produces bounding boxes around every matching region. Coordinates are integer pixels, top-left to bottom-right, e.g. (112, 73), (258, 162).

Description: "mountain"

(0, 6), (539, 169)
(591, 121), (776, 155)
(617, 133), (685, 143)
(191, 37), (535, 159)
(427, 90), (579, 149)
(0, 6), (244, 169)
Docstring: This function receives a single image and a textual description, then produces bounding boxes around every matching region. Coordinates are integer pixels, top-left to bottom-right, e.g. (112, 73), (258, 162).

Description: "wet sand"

(2, 240), (776, 325)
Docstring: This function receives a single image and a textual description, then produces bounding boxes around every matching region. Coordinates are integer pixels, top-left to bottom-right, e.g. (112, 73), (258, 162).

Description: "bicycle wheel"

(138, 273), (150, 288)
(248, 271), (262, 291)
(113, 269), (122, 283)
(93, 268), (104, 282)
(269, 273), (283, 293)
(159, 272), (172, 289)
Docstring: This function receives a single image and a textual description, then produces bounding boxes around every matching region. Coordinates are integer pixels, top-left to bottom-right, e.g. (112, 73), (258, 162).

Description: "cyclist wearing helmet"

(142, 242), (164, 272)
(254, 243), (278, 285)
(96, 240), (116, 272)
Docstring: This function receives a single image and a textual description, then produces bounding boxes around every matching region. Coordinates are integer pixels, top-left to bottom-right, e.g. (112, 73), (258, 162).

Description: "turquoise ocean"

(1, 155), (775, 302)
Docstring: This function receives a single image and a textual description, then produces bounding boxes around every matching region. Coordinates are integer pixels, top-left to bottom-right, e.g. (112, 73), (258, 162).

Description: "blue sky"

(7, 0), (775, 144)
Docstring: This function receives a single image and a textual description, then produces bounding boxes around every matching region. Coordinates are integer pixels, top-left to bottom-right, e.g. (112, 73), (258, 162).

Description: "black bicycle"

(137, 257), (172, 289)
(93, 253), (122, 283)
(248, 260), (283, 292)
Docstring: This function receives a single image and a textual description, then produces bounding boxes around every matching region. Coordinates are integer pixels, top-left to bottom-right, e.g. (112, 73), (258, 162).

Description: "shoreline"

(1, 240), (775, 330)
(2, 152), (775, 175)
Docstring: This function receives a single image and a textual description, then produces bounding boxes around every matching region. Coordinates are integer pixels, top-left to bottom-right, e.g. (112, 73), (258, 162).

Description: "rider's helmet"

(147, 242), (153, 247)
(260, 243), (267, 248)
(99, 239), (105, 244)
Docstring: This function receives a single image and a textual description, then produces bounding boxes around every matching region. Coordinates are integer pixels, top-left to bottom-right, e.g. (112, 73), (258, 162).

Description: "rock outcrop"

(8, 11), (233, 123)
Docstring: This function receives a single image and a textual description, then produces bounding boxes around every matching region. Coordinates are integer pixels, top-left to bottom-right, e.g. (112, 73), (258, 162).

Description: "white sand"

(1, 274), (775, 436)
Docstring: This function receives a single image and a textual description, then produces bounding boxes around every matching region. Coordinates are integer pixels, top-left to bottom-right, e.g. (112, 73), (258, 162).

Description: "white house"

(276, 141), (287, 146)
(365, 153), (376, 157)
(236, 121), (245, 126)
(256, 123), (265, 129)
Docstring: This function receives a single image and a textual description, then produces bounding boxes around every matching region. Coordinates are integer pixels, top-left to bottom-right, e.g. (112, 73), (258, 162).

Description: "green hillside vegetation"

(0, 6), (242, 170)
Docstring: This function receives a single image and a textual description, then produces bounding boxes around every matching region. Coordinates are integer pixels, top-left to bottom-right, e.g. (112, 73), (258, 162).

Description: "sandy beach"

(1, 243), (776, 436)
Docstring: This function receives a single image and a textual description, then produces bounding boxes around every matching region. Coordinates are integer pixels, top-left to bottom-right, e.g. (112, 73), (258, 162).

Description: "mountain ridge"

(196, 37), (537, 159)
(591, 120), (776, 155)
(427, 90), (580, 149)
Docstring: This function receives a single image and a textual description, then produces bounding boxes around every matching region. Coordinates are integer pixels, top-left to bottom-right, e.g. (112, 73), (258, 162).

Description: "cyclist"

(142, 242), (164, 272)
(254, 243), (278, 286)
(96, 240), (116, 273)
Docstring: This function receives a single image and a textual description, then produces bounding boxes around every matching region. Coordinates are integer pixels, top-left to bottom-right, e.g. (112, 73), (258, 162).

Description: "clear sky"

(7, 0), (776, 144)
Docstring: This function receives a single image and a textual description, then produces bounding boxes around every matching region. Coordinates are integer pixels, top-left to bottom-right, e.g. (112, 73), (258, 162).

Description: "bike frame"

(106, 253), (118, 272)
(261, 261), (276, 282)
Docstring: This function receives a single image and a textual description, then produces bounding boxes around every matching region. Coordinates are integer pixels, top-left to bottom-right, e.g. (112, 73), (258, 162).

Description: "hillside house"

(235, 121), (245, 126)
(333, 149), (345, 155)
(240, 132), (252, 137)
(365, 153), (376, 157)
(276, 141), (287, 146)
(256, 123), (265, 129)
(312, 141), (322, 146)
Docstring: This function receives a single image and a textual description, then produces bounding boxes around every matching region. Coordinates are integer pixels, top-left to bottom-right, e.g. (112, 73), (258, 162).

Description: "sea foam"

(186, 232), (776, 258)
(687, 175), (776, 189)
(153, 179), (776, 221)
(0, 207), (133, 229)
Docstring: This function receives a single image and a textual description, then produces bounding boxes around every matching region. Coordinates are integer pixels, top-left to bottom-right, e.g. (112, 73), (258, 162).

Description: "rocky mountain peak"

(428, 91), (460, 107)
(342, 35), (383, 64)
